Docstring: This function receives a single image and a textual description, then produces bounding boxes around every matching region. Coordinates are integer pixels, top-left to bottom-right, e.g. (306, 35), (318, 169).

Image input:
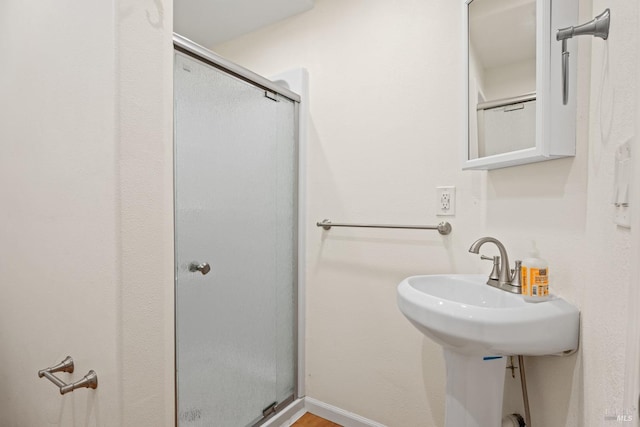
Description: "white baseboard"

(262, 396), (387, 427)
(304, 397), (388, 427)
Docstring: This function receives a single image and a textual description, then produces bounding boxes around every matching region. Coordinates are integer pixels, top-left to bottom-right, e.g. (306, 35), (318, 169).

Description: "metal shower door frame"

(172, 33), (300, 427)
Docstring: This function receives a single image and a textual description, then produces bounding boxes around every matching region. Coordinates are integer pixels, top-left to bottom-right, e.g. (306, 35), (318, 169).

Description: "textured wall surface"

(215, 0), (637, 425)
(0, 2), (120, 424)
(117, 0), (175, 424)
(0, 1), (174, 425)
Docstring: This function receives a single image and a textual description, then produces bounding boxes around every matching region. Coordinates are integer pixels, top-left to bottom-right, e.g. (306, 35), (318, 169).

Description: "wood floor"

(292, 412), (342, 427)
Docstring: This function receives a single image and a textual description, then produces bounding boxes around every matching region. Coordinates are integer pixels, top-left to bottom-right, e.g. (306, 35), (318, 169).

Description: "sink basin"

(398, 274), (580, 426)
(397, 274), (580, 356)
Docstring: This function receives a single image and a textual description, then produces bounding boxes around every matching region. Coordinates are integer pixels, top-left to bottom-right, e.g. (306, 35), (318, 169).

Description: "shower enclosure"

(173, 36), (299, 426)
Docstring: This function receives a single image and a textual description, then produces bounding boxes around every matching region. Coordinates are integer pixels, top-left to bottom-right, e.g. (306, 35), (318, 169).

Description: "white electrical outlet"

(436, 186), (456, 216)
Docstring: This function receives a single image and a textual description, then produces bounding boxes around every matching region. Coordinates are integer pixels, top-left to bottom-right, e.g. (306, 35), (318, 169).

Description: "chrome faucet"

(469, 237), (522, 294)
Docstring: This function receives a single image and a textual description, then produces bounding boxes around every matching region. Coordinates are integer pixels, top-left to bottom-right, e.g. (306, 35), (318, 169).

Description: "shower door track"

(252, 394), (296, 427)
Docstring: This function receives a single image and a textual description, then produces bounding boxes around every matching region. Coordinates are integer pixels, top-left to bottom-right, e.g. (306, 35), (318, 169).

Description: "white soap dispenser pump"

(521, 241), (549, 302)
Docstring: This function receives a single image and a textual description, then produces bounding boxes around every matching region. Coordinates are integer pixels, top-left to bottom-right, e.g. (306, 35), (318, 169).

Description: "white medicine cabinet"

(462, 0), (579, 170)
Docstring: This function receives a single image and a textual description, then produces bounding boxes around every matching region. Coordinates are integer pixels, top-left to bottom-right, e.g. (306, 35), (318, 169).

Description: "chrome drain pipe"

(518, 355), (532, 426)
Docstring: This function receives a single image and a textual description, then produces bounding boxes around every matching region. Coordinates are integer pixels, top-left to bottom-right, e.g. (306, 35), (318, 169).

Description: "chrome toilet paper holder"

(38, 356), (98, 395)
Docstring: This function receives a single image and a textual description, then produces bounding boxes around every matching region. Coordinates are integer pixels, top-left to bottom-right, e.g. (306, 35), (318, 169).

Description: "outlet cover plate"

(436, 186), (456, 216)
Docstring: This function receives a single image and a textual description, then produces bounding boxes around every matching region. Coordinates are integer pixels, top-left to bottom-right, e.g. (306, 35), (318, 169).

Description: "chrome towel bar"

(38, 356), (98, 395)
(476, 92), (536, 111)
(317, 219), (452, 235)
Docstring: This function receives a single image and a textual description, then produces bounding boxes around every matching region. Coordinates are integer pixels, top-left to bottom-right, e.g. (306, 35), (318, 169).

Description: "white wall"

(117, 0), (175, 424)
(578, 0), (638, 424)
(214, 0), (637, 425)
(0, 1), (174, 425)
(483, 58), (536, 100)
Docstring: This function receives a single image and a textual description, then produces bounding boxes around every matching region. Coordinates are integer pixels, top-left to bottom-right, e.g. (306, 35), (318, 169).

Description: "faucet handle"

(510, 260), (523, 288)
(480, 255), (500, 281)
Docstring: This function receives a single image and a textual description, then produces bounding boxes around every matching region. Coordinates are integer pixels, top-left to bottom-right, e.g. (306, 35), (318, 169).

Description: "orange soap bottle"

(521, 241), (549, 302)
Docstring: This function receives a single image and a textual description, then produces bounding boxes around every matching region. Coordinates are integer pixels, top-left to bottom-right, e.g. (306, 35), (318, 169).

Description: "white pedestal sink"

(397, 274), (579, 427)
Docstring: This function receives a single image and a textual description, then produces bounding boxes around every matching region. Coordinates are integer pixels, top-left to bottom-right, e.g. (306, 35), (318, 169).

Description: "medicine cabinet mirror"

(463, 0), (578, 170)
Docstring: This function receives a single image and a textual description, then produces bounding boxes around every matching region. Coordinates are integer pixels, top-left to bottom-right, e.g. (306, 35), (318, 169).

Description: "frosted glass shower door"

(174, 51), (297, 427)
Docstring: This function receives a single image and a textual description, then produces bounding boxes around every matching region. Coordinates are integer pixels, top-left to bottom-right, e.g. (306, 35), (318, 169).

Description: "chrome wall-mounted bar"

(317, 219), (452, 235)
(38, 356), (98, 395)
(557, 9), (610, 105)
(477, 92), (536, 111)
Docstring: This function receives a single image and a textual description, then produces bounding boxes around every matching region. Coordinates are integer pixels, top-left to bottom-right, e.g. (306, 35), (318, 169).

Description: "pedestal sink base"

(444, 349), (506, 427)
(397, 275), (580, 426)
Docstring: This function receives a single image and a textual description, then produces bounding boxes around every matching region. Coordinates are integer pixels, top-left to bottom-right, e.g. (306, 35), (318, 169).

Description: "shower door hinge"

(262, 401), (278, 417)
(264, 91), (280, 102)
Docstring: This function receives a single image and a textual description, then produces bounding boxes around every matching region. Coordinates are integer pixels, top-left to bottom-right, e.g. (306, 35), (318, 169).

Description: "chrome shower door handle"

(189, 262), (211, 275)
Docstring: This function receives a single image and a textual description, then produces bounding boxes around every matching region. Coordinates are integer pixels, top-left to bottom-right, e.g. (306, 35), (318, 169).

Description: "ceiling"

(174, 0), (315, 47)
